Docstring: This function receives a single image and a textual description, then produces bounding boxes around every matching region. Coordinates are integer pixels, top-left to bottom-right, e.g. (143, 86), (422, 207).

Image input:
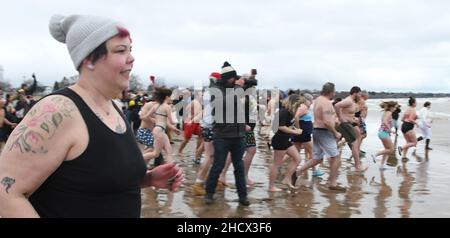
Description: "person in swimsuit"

(354, 90), (368, 155)
(398, 97), (418, 161)
(137, 100), (157, 150)
(143, 88), (180, 163)
(289, 93), (324, 177)
(177, 91), (203, 161)
(371, 101), (398, 170)
(191, 72), (220, 196)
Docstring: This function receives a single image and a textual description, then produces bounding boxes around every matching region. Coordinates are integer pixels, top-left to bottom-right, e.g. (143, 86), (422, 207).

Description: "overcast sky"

(1, 0), (450, 92)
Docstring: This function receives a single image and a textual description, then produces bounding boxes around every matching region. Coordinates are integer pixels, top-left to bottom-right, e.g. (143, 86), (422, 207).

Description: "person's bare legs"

(243, 146), (256, 185)
(195, 136), (204, 159)
(374, 138), (393, 168)
(301, 141), (318, 172)
(178, 137), (190, 155)
(328, 156), (341, 187)
(351, 141), (367, 172)
(197, 141), (214, 181)
(282, 146), (301, 188)
(268, 150), (286, 192)
(296, 158), (321, 178)
(143, 129), (165, 161)
(401, 131), (417, 159)
(161, 133), (173, 163)
(354, 126), (362, 154)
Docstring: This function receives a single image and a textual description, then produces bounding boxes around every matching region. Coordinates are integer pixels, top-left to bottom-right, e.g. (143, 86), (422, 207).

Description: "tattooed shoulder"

(7, 96), (78, 154)
(1, 177), (15, 194)
(324, 109), (335, 116)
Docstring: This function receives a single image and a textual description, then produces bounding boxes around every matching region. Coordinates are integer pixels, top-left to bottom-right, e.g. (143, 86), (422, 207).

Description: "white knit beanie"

(49, 14), (125, 69)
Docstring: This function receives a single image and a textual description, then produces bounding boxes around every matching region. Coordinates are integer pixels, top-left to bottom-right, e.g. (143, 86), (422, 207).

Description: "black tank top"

(29, 88), (147, 218)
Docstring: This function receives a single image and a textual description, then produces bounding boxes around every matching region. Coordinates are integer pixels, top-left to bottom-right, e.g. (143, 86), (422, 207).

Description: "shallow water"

(141, 98), (450, 218)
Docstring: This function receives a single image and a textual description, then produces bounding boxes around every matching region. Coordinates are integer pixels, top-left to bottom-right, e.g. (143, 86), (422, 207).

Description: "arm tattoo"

(324, 109), (335, 116)
(8, 97), (76, 154)
(115, 117), (126, 133)
(1, 177), (15, 194)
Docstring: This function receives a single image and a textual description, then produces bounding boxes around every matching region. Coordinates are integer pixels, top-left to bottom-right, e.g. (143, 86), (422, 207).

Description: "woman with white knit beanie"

(0, 14), (183, 217)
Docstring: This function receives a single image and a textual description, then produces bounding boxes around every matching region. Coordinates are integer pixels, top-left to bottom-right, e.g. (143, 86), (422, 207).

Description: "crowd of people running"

(129, 64), (435, 204)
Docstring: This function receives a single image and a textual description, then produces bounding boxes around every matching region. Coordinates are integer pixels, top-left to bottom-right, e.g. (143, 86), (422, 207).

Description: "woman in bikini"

(371, 101), (398, 170)
(143, 88), (180, 163)
(398, 97), (418, 161)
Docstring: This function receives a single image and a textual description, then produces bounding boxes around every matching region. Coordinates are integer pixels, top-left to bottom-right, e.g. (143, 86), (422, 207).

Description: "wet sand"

(141, 98), (450, 218)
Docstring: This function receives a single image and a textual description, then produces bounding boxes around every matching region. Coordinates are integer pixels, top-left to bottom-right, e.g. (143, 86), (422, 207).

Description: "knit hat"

(209, 72), (221, 85)
(49, 14), (126, 69)
(221, 61), (237, 81)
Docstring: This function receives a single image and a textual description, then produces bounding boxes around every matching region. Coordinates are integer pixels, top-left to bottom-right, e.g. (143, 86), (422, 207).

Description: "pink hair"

(117, 26), (132, 42)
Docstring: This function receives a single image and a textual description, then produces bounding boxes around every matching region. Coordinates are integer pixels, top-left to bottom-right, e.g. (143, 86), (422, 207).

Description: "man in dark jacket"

(204, 62), (249, 206)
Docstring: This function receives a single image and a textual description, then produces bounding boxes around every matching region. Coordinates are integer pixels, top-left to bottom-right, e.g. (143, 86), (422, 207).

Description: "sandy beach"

(141, 97), (450, 218)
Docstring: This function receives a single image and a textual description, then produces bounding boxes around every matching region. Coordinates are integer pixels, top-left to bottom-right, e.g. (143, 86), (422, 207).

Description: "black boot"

(426, 139), (433, 150)
(291, 171), (298, 187)
(417, 136), (424, 142)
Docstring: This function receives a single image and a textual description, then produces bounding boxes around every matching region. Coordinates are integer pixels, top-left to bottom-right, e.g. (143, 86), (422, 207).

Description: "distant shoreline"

(258, 89), (450, 99)
(340, 92), (450, 99)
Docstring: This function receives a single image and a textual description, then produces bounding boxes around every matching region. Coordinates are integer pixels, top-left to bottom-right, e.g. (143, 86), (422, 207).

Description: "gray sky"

(1, 0), (450, 92)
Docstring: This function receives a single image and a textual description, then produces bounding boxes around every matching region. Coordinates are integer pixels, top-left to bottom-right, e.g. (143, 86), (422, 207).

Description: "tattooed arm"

(322, 103), (341, 139)
(0, 95), (80, 217)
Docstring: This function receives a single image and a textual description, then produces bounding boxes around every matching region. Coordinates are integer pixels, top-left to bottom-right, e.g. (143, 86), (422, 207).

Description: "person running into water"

(293, 82), (346, 192)
(371, 101), (398, 170)
(354, 90), (369, 155)
(289, 93), (323, 177)
(235, 74), (258, 186)
(137, 100), (156, 150)
(268, 94), (303, 192)
(398, 97), (418, 161)
(392, 105), (401, 136)
(0, 14), (183, 217)
(266, 91), (280, 149)
(191, 72), (220, 196)
(178, 91), (203, 162)
(143, 87), (180, 163)
(417, 101), (433, 151)
(334, 86), (368, 172)
(137, 97), (167, 167)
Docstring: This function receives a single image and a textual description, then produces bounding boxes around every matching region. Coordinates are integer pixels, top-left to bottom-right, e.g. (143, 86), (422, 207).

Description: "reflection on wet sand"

(398, 161), (414, 218)
(140, 120), (450, 217)
(371, 170), (392, 218)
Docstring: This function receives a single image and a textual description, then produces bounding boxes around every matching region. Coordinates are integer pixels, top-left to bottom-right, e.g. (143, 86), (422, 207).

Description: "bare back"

(139, 101), (157, 129)
(152, 103), (170, 130)
(185, 99), (202, 123)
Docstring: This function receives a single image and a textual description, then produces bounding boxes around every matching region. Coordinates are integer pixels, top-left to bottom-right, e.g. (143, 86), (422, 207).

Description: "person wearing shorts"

(293, 82), (346, 192)
(334, 86), (367, 172)
(136, 127), (154, 148)
(268, 95), (303, 192)
(178, 94), (203, 158)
